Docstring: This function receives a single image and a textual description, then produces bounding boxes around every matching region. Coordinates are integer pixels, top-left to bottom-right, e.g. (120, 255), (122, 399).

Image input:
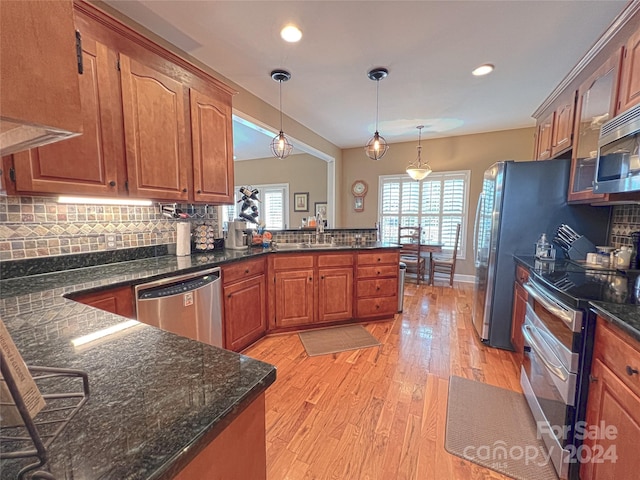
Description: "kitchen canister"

(176, 222), (191, 256)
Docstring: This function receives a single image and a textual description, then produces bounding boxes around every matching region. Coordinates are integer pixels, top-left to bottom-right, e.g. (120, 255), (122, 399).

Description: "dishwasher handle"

(136, 268), (220, 300)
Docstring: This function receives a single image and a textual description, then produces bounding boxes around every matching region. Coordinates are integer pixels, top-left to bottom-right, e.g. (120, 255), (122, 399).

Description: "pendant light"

(270, 69), (293, 159)
(364, 67), (389, 161)
(406, 125), (432, 181)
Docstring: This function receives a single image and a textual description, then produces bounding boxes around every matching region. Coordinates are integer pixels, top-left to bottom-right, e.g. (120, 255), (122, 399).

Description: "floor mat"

(298, 324), (380, 356)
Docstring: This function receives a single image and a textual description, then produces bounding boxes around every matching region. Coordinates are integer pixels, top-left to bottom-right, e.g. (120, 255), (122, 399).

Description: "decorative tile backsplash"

(609, 204), (640, 248)
(0, 196), (219, 261)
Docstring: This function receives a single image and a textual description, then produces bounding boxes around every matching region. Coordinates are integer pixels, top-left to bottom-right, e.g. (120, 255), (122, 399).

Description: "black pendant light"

(364, 67), (389, 161)
(270, 69), (293, 159)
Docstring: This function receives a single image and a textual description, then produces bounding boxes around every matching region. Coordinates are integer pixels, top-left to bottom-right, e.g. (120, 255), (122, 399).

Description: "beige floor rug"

(298, 324), (380, 356)
(445, 376), (558, 480)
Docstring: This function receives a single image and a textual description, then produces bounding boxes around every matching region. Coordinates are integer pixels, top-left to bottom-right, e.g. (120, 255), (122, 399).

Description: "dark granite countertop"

(0, 243), (399, 478)
(514, 255), (640, 344)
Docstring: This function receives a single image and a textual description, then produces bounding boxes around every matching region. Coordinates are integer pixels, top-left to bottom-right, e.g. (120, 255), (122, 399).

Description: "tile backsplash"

(0, 195), (219, 261)
(609, 204), (640, 248)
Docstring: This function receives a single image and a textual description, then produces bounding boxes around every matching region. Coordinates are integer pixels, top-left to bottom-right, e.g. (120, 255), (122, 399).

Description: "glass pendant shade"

(271, 130), (293, 159)
(365, 131), (389, 161)
(270, 69), (292, 159)
(406, 125), (432, 181)
(364, 68), (389, 161)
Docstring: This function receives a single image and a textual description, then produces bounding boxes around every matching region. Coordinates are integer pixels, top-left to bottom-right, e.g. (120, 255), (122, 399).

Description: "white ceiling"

(104, 0), (628, 160)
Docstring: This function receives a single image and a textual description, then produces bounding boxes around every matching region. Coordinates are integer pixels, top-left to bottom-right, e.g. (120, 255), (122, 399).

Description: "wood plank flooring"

(244, 281), (522, 480)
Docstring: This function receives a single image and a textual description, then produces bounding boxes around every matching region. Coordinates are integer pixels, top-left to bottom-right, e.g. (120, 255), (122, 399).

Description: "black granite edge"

(152, 368), (277, 480)
(0, 244), (170, 280)
(589, 302), (640, 343)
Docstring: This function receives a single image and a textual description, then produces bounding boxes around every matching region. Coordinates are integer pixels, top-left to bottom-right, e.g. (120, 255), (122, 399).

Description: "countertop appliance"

(135, 267), (222, 347)
(593, 103), (640, 194)
(472, 160), (611, 349)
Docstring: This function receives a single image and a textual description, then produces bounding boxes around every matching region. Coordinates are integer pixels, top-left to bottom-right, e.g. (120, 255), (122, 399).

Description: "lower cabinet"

(580, 317), (640, 480)
(355, 250), (399, 319)
(222, 258), (267, 352)
(510, 264), (529, 362)
(318, 265), (353, 323)
(274, 268), (315, 328)
(68, 285), (135, 319)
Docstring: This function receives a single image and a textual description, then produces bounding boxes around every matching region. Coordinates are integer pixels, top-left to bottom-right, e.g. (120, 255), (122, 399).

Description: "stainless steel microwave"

(593, 103), (640, 194)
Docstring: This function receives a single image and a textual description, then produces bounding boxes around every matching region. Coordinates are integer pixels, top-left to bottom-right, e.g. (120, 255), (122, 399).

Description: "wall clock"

(351, 180), (368, 212)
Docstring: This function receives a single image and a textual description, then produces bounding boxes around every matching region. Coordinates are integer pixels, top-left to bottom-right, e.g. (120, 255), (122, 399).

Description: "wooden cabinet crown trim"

(74, 0), (237, 97)
(532, 1), (640, 118)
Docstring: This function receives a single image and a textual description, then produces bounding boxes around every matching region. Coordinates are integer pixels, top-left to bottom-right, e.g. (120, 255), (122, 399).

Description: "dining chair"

(398, 226), (426, 285)
(430, 223), (461, 286)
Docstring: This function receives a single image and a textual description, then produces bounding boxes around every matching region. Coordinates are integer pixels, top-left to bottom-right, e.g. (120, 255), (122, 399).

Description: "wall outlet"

(104, 234), (117, 250)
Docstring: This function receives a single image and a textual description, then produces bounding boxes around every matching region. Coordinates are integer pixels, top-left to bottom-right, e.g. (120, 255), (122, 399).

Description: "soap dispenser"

(535, 233), (555, 260)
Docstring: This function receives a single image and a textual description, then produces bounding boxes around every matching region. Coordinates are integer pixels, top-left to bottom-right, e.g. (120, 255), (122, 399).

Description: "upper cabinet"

(568, 52), (621, 203)
(618, 28), (640, 112)
(534, 92), (576, 161)
(4, 0), (235, 204)
(0, 0), (83, 156)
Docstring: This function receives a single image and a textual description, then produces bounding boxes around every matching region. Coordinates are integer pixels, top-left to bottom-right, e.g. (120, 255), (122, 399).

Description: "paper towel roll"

(176, 222), (191, 256)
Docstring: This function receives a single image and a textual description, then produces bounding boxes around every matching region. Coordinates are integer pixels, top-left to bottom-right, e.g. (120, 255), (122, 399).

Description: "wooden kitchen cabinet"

(534, 91), (575, 161)
(510, 265), (529, 363)
(618, 28), (640, 113)
(190, 88), (234, 204)
(273, 254), (315, 328)
(222, 258), (267, 352)
(568, 52), (621, 203)
(318, 253), (354, 323)
(120, 53), (190, 201)
(355, 250), (399, 319)
(581, 316), (640, 480)
(10, 35), (125, 196)
(0, 0), (82, 156)
(69, 285), (135, 319)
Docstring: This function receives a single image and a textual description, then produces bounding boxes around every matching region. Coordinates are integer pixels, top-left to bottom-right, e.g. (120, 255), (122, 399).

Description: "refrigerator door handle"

(473, 192), (484, 265)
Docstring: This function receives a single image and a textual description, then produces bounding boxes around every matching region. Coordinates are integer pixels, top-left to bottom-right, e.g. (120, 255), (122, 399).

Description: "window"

(223, 183), (289, 230)
(378, 171), (470, 258)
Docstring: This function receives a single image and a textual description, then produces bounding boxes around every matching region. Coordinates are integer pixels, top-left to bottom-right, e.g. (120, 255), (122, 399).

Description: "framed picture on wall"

(294, 192), (309, 212)
(315, 202), (327, 218)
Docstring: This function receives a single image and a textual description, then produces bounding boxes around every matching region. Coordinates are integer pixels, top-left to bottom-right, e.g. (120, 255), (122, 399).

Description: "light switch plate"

(104, 234), (117, 250)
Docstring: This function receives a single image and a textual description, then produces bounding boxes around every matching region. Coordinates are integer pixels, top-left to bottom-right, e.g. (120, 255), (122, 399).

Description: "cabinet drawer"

(317, 253), (354, 267)
(222, 257), (266, 285)
(357, 278), (398, 298)
(595, 317), (640, 399)
(358, 250), (399, 266)
(272, 254), (314, 270)
(356, 296), (397, 318)
(516, 265), (529, 285)
(357, 265), (399, 279)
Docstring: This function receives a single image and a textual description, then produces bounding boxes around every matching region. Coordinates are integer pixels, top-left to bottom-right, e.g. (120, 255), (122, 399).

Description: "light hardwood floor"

(244, 281), (522, 480)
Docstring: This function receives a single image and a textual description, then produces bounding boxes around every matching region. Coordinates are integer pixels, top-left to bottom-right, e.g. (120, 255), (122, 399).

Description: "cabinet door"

(535, 112), (554, 160)
(551, 95), (575, 157)
(223, 275), (267, 352)
(70, 285), (135, 319)
(12, 37), (123, 196)
(568, 52), (621, 203)
(510, 281), (527, 361)
(618, 28), (640, 113)
(275, 269), (314, 328)
(120, 54), (189, 201)
(318, 267), (353, 323)
(190, 88), (234, 203)
(580, 358), (640, 480)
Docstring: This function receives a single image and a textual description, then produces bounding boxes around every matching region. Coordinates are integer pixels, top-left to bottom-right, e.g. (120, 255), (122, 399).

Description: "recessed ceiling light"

(472, 64), (494, 76)
(281, 25), (302, 43)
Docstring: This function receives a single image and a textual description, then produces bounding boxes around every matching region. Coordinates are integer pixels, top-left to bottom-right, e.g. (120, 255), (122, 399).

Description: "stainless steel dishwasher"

(135, 267), (223, 347)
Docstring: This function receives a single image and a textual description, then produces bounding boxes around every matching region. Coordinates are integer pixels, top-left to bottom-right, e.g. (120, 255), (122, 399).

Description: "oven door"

(521, 304), (577, 479)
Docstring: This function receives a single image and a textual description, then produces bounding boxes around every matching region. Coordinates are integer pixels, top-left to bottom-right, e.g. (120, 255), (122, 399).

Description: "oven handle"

(522, 324), (569, 382)
(523, 280), (578, 331)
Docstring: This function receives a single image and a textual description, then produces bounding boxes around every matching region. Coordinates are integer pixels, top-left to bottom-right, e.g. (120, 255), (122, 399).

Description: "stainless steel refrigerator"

(472, 160), (611, 349)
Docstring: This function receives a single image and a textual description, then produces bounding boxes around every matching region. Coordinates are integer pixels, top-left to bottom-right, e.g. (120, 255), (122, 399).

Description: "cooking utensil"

(554, 224), (597, 260)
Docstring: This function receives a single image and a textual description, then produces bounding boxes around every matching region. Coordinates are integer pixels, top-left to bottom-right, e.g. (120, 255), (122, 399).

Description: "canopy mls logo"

(538, 421), (619, 464)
